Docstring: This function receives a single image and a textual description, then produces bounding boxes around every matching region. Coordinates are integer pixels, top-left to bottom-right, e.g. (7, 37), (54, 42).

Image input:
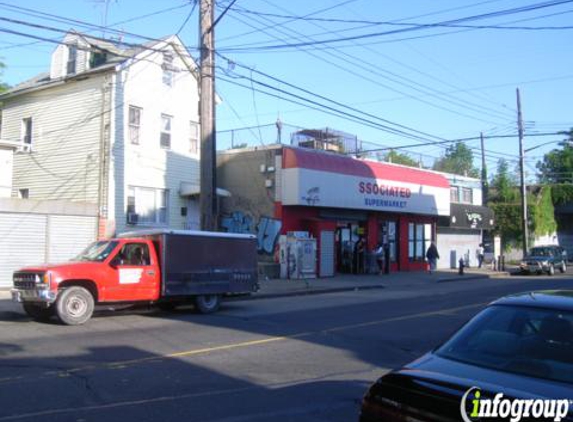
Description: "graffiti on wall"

(221, 211), (253, 233)
(221, 211), (282, 255)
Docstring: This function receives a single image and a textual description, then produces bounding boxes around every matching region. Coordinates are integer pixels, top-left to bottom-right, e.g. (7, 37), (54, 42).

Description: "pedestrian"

(426, 241), (440, 274)
(354, 237), (365, 274)
(374, 243), (384, 274)
(477, 243), (485, 268)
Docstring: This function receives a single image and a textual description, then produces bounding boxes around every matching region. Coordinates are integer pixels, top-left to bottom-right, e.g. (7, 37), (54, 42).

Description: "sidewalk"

(251, 267), (512, 300)
(0, 267), (513, 302)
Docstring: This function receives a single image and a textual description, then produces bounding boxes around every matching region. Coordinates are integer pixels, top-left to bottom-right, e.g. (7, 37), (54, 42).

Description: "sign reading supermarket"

(281, 148), (450, 216)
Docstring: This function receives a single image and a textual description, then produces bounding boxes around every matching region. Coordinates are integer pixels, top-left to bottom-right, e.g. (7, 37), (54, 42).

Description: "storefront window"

(378, 221), (397, 263)
(409, 223), (434, 261)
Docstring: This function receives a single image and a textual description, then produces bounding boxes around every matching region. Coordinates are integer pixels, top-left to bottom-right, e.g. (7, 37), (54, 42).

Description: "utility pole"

(517, 88), (528, 257)
(199, 0), (217, 231)
(480, 132), (488, 204)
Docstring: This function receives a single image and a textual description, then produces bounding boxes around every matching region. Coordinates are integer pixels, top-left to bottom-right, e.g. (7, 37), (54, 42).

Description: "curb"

(230, 284), (387, 301)
(436, 272), (511, 283)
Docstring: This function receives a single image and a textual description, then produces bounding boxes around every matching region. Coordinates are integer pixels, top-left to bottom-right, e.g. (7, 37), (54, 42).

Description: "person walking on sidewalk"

(477, 243), (485, 268)
(374, 243), (384, 274)
(426, 241), (440, 274)
(354, 237), (365, 274)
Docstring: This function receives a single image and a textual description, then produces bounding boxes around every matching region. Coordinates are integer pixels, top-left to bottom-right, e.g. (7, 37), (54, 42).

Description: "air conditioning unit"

(126, 212), (139, 225)
(16, 144), (32, 154)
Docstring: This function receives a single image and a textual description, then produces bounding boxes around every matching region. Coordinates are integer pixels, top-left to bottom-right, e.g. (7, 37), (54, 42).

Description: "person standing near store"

(354, 237), (365, 274)
(374, 243), (384, 274)
(426, 241), (440, 274)
(477, 243), (485, 268)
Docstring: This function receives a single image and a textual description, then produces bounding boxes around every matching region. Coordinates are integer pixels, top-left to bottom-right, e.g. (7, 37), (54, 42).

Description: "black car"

(520, 245), (568, 276)
(359, 291), (573, 422)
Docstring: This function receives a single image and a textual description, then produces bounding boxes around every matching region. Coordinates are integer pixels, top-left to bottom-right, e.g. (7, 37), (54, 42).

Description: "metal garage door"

(0, 213), (47, 288)
(48, 215), (97, 263)
(319, 230), (335, 277)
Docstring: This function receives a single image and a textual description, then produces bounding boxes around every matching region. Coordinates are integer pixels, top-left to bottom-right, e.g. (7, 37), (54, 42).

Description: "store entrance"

(335, 222), (364, 274)
(379, 220), (399, 271)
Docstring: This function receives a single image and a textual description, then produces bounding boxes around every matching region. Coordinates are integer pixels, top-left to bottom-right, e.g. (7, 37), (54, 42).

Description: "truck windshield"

(74, 241), (119, 262)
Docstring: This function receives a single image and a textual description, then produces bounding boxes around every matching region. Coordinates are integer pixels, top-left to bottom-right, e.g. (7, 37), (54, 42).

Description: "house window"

(162, 52), (174, 86)
(189, 121), (199, 154)
(160, 114), (172, 149)
(462, 187), (473, 204)
(408, 223), (433, 261)
(18, 189), (29, 199)
(90, 49), (107, 68)
(67, 45), (77, 75)
(450, 186), (459, 203)
(129, 106), (142, 145)
(21, 118), (32, 145)
(127, 186), (168, 225)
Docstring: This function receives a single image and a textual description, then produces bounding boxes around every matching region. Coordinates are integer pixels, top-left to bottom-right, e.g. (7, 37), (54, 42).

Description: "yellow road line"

(0, 301), (486, 386)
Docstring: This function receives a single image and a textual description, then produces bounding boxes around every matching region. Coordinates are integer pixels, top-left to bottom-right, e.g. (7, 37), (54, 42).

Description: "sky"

(0, 0), (572, 181)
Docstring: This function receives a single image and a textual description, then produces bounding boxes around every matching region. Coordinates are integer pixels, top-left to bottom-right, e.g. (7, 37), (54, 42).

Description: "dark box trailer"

(120, 229), (259, 297)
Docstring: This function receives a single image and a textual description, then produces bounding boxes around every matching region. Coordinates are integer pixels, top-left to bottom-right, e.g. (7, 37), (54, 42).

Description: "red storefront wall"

(276, 202), (436, 273)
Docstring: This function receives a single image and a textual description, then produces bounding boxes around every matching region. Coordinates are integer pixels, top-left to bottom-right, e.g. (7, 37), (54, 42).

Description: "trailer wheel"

(56, 286), (94, 325)
(23, 303), (53, 321)
(195, 295), (221, 314)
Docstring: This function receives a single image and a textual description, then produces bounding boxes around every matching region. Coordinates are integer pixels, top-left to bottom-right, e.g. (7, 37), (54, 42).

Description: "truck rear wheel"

(56, 286), (94, 325)
(195, 295), (221, 314)
(23, 303), (53, 321)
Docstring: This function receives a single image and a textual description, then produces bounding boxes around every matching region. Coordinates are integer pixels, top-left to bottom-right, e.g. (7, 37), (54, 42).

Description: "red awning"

(283, 147), (449, 188)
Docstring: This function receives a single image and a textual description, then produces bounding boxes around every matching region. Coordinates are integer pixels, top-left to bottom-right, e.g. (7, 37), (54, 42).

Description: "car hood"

(525, 255), (554, 261)
(362, 354), (572, 422)
(16, 261), (103, 272)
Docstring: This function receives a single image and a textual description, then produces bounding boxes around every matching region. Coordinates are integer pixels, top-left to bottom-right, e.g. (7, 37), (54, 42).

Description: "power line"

(231, 1), (516, 122)
(219, 0), (573, 52)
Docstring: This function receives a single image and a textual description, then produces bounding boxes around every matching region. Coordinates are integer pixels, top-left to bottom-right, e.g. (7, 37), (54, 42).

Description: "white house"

(0, 31), (202, 239)
(0, 139), (20, 197)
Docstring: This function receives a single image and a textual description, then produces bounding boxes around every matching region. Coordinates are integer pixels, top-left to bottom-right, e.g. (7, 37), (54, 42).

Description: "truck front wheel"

(195, 295), (221, 314)
(56, 286), (94, 325)
(23, 303), (53, 321)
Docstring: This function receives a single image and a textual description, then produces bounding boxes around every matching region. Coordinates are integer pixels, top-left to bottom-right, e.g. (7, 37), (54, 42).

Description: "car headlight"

(520, 261), (527, 266)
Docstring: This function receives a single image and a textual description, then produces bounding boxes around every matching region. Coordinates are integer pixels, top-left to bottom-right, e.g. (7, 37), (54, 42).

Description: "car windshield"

(529, 247), (553, 257)
(73, 241), (119, 262)
(436, 305), (573, 384)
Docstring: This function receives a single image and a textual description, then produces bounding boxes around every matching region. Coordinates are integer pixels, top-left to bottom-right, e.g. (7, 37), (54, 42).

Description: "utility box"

(279, 233), (317, 279)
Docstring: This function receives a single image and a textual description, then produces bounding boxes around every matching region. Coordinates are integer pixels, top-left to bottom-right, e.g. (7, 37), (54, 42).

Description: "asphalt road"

(1, 275), (573, 422)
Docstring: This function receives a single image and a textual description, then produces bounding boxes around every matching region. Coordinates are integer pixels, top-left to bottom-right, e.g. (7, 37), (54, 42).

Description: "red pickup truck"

(11, 230), (258, 325)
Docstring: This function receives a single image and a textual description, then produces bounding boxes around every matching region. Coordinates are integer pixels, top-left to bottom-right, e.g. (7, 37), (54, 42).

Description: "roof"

(0, 32), (195, 99)
(492, 291), (573, 312)
(117, 229), (256, 240)
(283, 146), (450, 188)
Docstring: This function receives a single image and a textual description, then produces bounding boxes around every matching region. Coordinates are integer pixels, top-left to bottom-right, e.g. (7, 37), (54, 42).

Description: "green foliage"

(0, 60), (8, 93)
(536, 129), (573, 183)
(552, 184), (573, 205)
(489, 160), (556, 250)
(385, 150), (418, 167)
(530, 186), (556, 236)
(433, 141), (479, 177)
(491, 159), (515, 201)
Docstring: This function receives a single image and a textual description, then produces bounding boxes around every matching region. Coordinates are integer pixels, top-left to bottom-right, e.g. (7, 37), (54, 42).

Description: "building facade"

(218, 145), (451, 277)
(436, 173), (494, 268)
(0, 31), (201, 238)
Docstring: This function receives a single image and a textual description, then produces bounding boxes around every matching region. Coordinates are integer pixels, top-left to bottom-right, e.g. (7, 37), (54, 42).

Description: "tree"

(0, 60), (8, 93)
(384, 150), (418, 167)
(536, 129), (573, 184)
(432, 141), (479, 177)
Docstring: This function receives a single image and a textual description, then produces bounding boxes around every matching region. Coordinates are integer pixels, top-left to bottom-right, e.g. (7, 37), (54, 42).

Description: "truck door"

(106, 241), (160, 301)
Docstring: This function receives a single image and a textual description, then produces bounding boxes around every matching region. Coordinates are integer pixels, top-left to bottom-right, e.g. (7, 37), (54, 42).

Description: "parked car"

(11, 230), (258, 325)
(359, 291), (573, 422)
(520, 245), (568, 275)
